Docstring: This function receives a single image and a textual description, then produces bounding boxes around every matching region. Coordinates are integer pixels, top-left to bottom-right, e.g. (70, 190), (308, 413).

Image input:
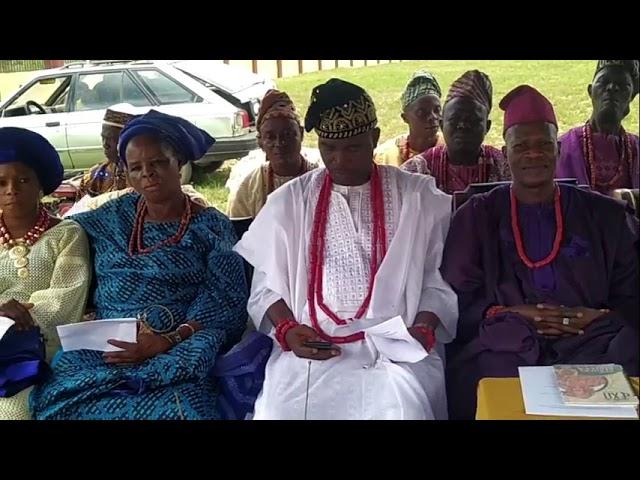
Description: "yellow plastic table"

(475, 377), (639, 420)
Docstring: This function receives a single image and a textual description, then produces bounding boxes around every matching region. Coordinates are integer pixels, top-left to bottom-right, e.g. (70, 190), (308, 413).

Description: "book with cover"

(553, 364), (639, 407)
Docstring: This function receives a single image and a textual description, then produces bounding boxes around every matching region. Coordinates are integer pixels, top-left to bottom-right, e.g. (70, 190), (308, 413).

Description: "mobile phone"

(304, 341), (335, 350)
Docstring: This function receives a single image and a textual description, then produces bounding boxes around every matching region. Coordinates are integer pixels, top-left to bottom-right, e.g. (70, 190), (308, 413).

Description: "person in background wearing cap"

(227, 90), (317, 219)
(441, 85), (639, 419)
(375, 70), (444, 167)
(0, 127), (90, 419)
(556, 60), (639, 196)
(234, 79), (457, 420)
(77, 103), (137, 198)
(65, 105), (209, 217)
(402, 70), (509, 194)
(30, 111), (247, 420)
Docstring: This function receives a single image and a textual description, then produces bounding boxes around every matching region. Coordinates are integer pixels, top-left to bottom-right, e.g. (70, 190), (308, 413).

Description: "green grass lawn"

(191, 162), (235, 208)
(194, 60), (639, 211)
(278, 60), (639, 147)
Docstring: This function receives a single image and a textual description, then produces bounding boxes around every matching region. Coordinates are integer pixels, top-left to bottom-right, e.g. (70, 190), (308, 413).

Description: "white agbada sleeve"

(233, 177), (311, 332)
(416, 192), (458, 343)
(246, 270), (281, 332)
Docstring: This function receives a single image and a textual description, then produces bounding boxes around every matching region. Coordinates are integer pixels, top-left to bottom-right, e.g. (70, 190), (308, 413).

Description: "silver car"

(0, 60), (275, 181)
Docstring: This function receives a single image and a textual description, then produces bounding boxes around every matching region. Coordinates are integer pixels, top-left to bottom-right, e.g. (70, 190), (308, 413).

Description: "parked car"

(0, 60), (276, 181)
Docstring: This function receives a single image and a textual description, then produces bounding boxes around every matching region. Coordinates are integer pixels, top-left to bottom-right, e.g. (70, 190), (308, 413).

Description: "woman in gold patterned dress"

(0, 127), (91, 419)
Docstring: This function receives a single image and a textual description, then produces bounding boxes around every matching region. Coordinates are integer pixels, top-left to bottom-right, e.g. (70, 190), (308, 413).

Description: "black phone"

(304, 341), (335, 350)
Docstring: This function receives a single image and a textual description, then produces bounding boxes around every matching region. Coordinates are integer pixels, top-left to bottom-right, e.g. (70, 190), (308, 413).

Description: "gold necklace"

(6, 242), (31, 279)
(0, 206), (50, 279)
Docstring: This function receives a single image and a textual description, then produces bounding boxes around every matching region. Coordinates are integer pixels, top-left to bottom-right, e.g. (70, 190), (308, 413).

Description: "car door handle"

(46, 121), (60, 127)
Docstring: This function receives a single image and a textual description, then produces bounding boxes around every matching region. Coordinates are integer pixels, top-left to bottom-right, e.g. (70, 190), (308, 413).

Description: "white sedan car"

(0, 60), (276, 180)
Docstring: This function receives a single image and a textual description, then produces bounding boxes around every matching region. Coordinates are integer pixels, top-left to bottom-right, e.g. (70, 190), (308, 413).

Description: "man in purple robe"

(442, 84), (639, 420)
(556, 60), (639, 196)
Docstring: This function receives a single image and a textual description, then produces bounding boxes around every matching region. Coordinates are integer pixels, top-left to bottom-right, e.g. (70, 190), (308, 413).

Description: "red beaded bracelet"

(274, 319), (299, 351)
(485, 305), (508, 319)
(413, 325), (436, 352)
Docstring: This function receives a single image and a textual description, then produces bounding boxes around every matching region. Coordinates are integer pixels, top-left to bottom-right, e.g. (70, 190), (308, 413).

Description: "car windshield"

(3, 76), (71, 114)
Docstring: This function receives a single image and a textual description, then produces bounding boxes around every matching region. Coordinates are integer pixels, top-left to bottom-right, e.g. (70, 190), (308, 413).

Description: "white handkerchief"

(57, 318), (138, 352)
(0, 316), (16, 340)
(363, 315), (428, 364)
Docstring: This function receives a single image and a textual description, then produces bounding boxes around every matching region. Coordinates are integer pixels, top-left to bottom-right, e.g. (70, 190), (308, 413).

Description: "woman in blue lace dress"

(30, 110), (248, 419)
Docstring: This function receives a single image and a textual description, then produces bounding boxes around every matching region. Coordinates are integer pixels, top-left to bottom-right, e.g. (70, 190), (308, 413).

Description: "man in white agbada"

(234, 79), (458, 420)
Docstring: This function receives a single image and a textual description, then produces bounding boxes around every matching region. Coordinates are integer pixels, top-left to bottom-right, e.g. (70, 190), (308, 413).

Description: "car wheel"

(180, 162), (193, 184)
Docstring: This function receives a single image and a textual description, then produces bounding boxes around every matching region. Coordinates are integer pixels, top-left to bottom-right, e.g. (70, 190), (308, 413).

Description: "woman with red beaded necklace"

(0, 127), (91, 420)
(556, 60), (639, 196)
(442, 85), (639, 420)
(235, 79), (458, 420)
(30, 111), (248, 420)
(227, 90), (317, 219)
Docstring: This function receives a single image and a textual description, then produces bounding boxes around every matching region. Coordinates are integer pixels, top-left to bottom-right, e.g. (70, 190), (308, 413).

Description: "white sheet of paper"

(57, 318), (138, 352)
(363, 315), (428, 364)
(518, 366), (638, 419)
(0, 316), (16, 340)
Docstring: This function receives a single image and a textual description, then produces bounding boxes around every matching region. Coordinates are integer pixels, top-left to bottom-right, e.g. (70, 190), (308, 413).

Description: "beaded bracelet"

(274, 319), (299, 351)
(485, 305), (508, 319)
(413, 325), (436, 352)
